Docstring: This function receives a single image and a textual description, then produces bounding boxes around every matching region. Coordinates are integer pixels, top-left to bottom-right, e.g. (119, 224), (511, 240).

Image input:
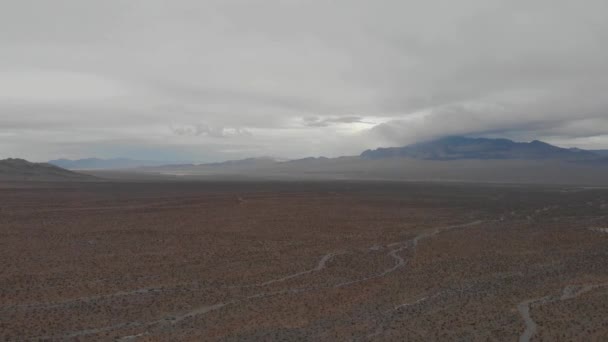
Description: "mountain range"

(360, 136), (603, 161)
(48, 158), (170, 170)
(100, 136), (606, 185)
(0, 158), (97, 181)
(3, 136), (608, 184)
(49, 137), (608, 172)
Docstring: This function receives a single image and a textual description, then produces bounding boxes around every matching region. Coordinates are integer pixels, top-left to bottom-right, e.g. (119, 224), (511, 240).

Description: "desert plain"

(0, 181), (607, 341)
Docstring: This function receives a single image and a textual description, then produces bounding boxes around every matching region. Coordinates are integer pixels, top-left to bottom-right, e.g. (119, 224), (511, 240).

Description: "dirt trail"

(10, 252), (345, 312)
(517, 297), (550, 342)
(518, 283), (608, 342)
(254, 252), (343, 286)
(589, 227), (608, 234)
(29, 220), (485, 341)
(143, 220), (483, 339)
(392, 293), (438, 311)
(171, 302), (235, 324)
(336, 220), (484, 288)
(234, 251), (345, 288)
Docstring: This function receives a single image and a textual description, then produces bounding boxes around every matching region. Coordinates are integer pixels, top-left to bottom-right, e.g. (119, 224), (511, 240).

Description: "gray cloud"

(171, 123), (252, 138)
(1, 0), (607, 161)
(302, 116), (369, 127)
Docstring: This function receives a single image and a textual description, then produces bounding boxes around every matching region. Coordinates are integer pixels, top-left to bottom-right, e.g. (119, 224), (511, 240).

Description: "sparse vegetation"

(0, 181), (606, 341)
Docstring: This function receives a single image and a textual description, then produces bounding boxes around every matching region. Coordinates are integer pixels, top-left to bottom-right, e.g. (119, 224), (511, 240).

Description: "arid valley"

(4, 1), (608, 340)
(1, 181), (607, 341)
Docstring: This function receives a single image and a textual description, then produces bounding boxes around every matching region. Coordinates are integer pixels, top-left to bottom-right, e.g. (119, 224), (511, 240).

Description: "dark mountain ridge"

(361, 136), (602, 161)
(0, 158), (98, 181)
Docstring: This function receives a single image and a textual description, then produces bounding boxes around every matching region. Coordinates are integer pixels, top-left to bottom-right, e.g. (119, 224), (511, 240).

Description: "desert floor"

(1, 181), (607, 341)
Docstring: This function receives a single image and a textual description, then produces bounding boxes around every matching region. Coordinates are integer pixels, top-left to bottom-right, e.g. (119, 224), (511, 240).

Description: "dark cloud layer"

(1, 0), (607, 161)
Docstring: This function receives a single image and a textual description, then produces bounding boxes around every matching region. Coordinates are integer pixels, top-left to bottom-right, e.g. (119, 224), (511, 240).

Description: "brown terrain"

(0, 181), (607, 341)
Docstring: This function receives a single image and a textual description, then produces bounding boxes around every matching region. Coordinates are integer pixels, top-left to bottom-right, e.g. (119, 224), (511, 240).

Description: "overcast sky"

(1, 0), (607, 162)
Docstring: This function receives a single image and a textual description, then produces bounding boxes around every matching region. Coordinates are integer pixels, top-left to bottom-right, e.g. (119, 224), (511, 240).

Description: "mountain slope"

(48, 158), (167, 170)
(361, 136), (600, 161)
(590, 150), (608, 157)
(201, 157), (282, 168)
(0, 158), (98, 181)
(134, 157), (284, 175)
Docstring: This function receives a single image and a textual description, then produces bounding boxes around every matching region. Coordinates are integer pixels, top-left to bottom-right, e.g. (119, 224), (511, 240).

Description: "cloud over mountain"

(1, 0), (607, 161)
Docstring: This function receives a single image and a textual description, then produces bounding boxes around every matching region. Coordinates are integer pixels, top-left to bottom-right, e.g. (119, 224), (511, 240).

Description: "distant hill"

(361, 136), (601, 161)
(591, 150), (608, 157)
(81, 137), (608, 185)
(0, 158), (98, 181)
(202, 157), (282, 168)
(134, 157), (285, 176)
(48, 158), (168, 170)
(86, 154), (608, 186)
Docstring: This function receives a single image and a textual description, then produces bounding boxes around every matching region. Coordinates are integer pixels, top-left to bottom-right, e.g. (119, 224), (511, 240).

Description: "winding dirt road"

(32, 220), (486, 341)
(518, 283), (608, 342)
(238, 251), (346, 288)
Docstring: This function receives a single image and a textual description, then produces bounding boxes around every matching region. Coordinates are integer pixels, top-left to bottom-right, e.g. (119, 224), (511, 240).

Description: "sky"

(1, 0), (607, 162)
